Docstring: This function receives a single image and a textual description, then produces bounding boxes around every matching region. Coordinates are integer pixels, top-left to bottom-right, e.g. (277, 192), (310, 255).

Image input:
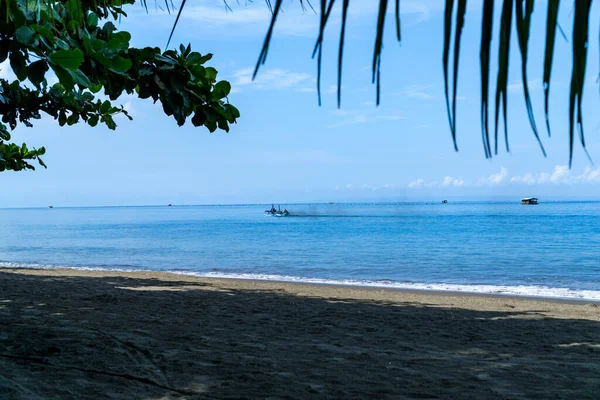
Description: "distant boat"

(328, 201), (335, 204)
(264, 204), (290, 217)
(168, 203), (172, 207)
(48, 205), (53, 209)
(442, 200), (448, 204)
(521, 197), (539, 205)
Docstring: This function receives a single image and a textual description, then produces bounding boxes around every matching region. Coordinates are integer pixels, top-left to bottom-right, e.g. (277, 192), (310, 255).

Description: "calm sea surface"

(1, 202), (599, 300)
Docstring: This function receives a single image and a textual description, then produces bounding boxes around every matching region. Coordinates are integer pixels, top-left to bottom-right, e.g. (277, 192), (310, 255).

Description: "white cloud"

(408, 178), (425, 189)
(408, 176), (463, 189)
(231, 67), (312, 91)
(478, 167), (509, 186)
(511, 165), (600, 185)
(326, 85), (341, 94)
(328, 109), (405, 128)
(405, 165), (600, 191)
(173, 2), (319, 37)
(510, 173), (536, 185)
(399, 84), (437, 100)
(441, 176), (465, 187)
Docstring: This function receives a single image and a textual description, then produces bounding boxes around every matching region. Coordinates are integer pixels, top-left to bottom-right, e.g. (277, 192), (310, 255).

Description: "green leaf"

(110, 56), (132, 72)
(88, 115), (99, 127)
(26, 60), (49, 86)
(191, 109), (206, 127)
(54, 38), (70, 50)
(89, 83), (103, 93)
(32, 25), (54, 46)
(65, 0), (83, 25)
(9, 52), (27, 81)
(213, 80), (231, 98)
(67, 113), (79, 125)
(113, 31), (131, 44)
(67, 69), (91, 87)
(100, 100), (111, 113)
(15, 26), (35, 45)
(87, 11), (99, 28)
(187, 52), (212, 64)
(49, 49), (84, 70)
(205, 67), (217, 82)
(51, 65), (74, 90)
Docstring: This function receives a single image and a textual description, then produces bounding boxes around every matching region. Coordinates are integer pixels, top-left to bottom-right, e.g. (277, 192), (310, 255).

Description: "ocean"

(1, 202), (599, 300)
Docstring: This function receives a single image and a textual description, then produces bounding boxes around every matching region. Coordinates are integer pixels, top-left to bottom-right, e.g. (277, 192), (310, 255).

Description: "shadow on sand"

(0, 270), (599, 399)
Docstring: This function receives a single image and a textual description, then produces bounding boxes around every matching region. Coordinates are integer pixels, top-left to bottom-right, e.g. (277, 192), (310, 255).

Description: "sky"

(1, 0), (600, 207)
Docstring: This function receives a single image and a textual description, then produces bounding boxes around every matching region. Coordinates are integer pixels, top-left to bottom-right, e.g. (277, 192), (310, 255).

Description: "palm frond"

(543, 0), (560, 138)
(316, 0), (333, 106)
(337, 0), (349, 108)
(372, 0), (388, 106)
(515, 0), (545, 156)
(443, 0), (455, 149)
(253, 0), (283, 79)
(160, 0), (599, 164)
(494, 0), (513, 154)
(480, 0), (493, 158)
(568, 0), (593, 167)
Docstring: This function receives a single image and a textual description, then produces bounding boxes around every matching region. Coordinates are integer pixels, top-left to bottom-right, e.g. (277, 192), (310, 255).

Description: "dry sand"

(0, 268), (599, 399)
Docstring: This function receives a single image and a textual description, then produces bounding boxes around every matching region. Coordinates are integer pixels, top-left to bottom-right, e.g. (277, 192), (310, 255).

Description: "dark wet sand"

(1, 268), (599, 399)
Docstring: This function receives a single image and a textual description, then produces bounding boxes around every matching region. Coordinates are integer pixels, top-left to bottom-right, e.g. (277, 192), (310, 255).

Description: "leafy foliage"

(173, 0), (597, 164)
(0, 0), (239, 172)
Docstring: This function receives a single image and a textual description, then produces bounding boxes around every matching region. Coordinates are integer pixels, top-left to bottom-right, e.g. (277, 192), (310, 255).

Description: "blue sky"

(1, 0), (599, 207)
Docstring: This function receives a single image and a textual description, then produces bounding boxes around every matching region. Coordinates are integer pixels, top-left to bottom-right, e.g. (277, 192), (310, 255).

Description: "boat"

(521, 197), (539, 205)
(48, 205), (53, 209)
(442, 200), (448, 204)
(264, 204), (290, 217)
(328, 201), (335, 204)
(168, 203), (172, 207)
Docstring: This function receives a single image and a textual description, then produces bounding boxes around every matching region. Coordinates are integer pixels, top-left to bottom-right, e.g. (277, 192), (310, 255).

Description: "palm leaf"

(479, 0), (493, 158)
(253, 0), (283, 79)
(372, 0), (389, 106)
(311, 0), (334, 104)
(568, 0), (592, 167)
(316, 0), (333, 106)
(494, 0), (513, 154)
(157, 0), (598, 164)
(337, 0), (349, 107)
(395, 0), (401, 42)
(543, 0), (559, 138)
(515, 0), (545, 156)
(443, 0), (455, 149)
(451, 0), (467, 147)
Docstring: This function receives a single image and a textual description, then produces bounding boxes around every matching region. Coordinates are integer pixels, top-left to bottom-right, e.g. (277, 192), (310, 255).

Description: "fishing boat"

(521, 197), (539, 205)
(264, 204), (290, 217)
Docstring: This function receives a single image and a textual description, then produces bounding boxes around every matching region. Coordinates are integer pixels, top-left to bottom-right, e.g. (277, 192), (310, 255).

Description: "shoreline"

(2, 266), (599, 306)
(1, 266), (599, 304)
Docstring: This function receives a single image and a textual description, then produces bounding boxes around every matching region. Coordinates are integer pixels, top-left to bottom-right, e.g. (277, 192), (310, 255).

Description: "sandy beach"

(1, 268), (599, 399)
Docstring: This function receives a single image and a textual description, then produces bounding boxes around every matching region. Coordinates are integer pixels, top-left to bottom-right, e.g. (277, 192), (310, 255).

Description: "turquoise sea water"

(1, 202), (599, 300)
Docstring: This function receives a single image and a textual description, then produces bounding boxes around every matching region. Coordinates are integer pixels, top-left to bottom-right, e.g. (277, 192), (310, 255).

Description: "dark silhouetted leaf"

(515, 0), (545, 156)
(543, 0), (559, 137)
(480, 0), (493, 158)
(494, 0), (513, 154)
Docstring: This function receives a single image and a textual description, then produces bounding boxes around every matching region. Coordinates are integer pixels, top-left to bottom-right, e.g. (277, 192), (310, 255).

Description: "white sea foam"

(2, 262), (599, 301)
